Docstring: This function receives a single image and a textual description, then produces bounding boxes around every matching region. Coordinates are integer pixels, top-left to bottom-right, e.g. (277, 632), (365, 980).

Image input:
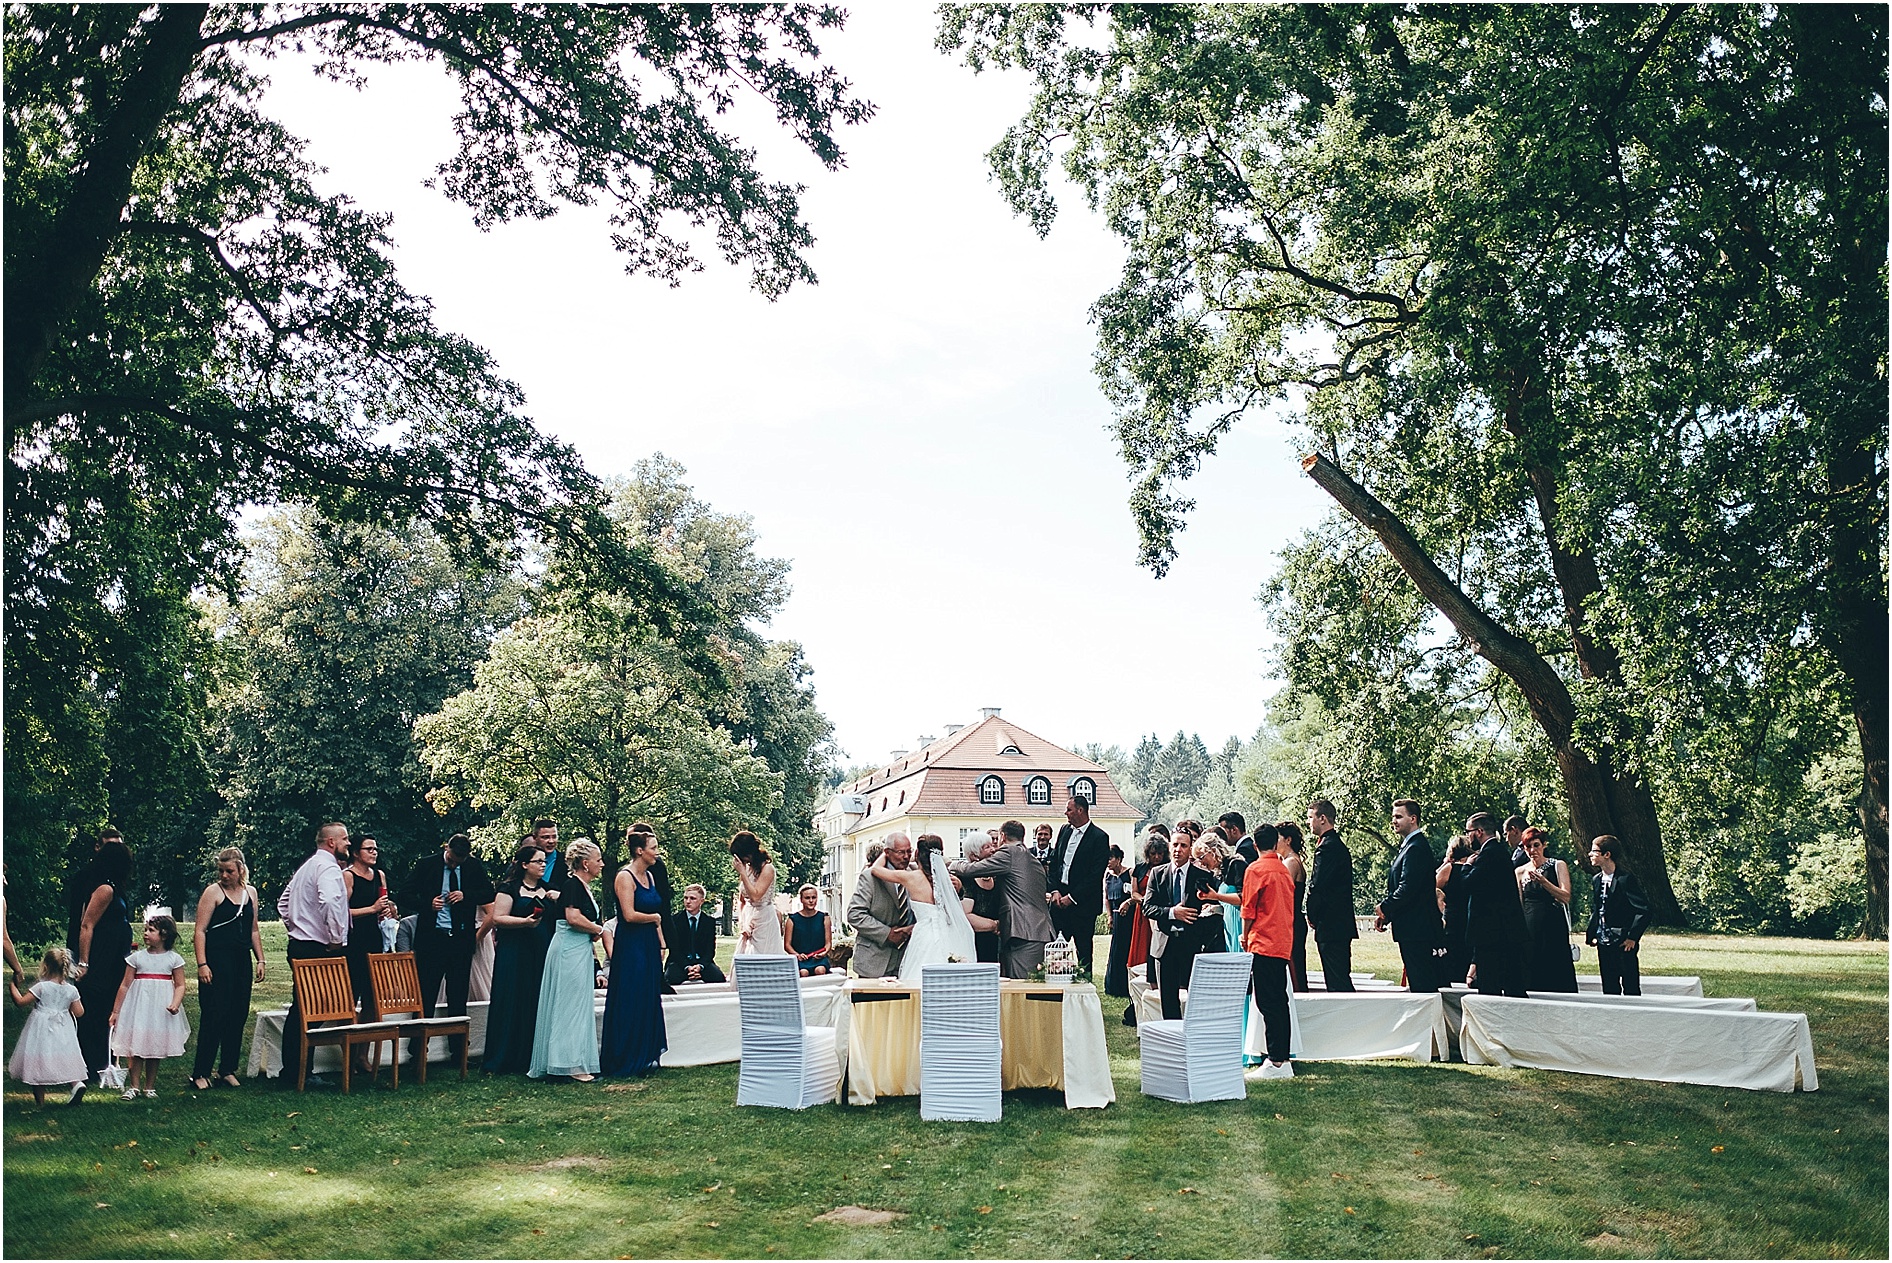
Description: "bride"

(870, 835), (977, 978)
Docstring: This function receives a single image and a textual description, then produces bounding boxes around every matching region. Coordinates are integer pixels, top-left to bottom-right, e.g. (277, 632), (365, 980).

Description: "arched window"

(999, 743), (1024, 756)
(979, 775), (1004, 805)
(1026, 776), (1051, 806)
(1068, 776), (1097, 806)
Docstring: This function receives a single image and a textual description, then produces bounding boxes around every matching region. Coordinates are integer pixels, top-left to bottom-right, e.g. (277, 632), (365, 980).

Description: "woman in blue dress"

(599, 829), (667, 1077)
(530, 840), (606, 1083)
(483, 843), (557, 1073)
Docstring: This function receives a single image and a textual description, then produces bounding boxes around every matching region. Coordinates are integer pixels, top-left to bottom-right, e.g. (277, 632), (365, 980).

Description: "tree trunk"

(4, 5), (207, 406)
(1301, 452), (1684, 922)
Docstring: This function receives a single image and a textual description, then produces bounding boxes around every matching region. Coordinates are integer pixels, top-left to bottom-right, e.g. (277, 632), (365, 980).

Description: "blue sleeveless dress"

(599, 868), (667, 1077)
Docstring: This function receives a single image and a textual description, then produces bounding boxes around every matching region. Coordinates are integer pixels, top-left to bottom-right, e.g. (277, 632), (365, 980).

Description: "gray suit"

(846, 868), (912, 979)
(956, 843), (1054, 978)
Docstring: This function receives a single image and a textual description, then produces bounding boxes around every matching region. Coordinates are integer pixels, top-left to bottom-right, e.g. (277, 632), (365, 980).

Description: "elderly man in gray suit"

(954, 819), (1054, 978)
(846, 834), (915, 978)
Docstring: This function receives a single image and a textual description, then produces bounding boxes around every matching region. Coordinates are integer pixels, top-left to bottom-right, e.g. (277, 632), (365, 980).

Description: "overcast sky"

(255, 5), (1332, 767)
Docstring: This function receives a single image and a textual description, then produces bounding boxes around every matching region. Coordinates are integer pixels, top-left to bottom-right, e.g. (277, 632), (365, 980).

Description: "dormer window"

(1026, 775), (1051, 806)
(999, 743), (1023, 756)
(979, 775), (1004, 805)
(1068, 776), (1097, 806)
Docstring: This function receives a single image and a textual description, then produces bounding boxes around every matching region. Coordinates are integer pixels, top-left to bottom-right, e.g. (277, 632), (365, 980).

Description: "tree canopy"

(942, 2), (1887, 931)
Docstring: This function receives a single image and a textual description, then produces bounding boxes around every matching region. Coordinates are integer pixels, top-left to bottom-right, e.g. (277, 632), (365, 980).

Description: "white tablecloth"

(1577, 974), (1703, 996)
(249, 976), (846, 1077)
(1459, 994), (1817, 1092)
(1438, 986), (1755, 1054)
(833, 978), (1114, 1109)
(1266, 991), (1451, 1063)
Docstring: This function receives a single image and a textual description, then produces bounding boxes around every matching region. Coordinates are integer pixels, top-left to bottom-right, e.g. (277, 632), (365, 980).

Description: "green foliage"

(206, 511), (525, 904)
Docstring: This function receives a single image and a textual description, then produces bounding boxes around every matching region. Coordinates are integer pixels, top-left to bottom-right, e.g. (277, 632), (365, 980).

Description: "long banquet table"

(834, 977), (1114, 1109)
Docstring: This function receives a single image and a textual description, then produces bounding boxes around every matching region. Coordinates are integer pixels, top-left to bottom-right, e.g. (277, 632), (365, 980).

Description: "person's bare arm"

(248, 886), (266, 981)
(194, 884), (217, 985)
(76, 884), (112, 975)
(109, 963), (134, 1025)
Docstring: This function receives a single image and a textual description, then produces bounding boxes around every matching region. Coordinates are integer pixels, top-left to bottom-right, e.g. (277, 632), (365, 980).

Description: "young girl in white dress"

(8, 946), (88, 1106)
(110, 914), (189, 1100)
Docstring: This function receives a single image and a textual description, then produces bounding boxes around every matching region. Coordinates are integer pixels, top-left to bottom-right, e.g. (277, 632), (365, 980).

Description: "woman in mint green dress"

(530, 840), (605, 1082)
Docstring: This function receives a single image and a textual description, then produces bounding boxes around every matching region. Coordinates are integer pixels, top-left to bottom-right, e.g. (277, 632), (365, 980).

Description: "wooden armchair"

(367, 951), (473, 1085)
(286, 955), (400, 1093)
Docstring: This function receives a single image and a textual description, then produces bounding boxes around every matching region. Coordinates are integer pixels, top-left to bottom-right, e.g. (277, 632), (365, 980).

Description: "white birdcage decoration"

(1043, 934), (1078, 985)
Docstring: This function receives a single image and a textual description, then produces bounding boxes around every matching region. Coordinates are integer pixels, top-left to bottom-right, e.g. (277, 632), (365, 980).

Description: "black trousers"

(663, 956), (726, 986)
(192, 949), (253, 1078)
(1471, 942), (1528, 997)
(1315, 935), (1355, 991)
(1155, 925), (1216, 1020)
(410, 931), (475, 1062)
(1597, 942), (1641, 994)
(1290, 914), (1309, 992)
(284, 938), (345, 1080)
(1105, 913), (1134, 998)
(1050, 904), (1098, 973)
(974, 930), (1001, 965)
(1249, 954), (1292, 1063)
(1398, 939), (1443, 992)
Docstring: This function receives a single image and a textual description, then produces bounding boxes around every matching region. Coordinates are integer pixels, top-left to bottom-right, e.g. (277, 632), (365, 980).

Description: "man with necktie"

(400, 832), (495, 1066)
(1047, 792), (1109, 974)
(665, 884), (725, 984)
(1143, 831), (1207, 1021)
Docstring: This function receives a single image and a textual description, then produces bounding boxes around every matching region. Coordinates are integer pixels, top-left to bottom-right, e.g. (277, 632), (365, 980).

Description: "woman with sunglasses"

(342, 836), (396, 1076)
(482, 843), (559, 1074)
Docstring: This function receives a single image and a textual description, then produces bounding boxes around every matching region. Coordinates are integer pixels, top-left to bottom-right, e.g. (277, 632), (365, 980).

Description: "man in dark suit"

(665, 883), (725, 985)
(1302, 799), (1357, 991)
(1221, 811), (1259, 863)
(1375, 798), (1444, 992)
(1047, 793), (1109, 973)
(1504, 815), (1530, 867)
(1462, 812), (1529, 996)
(399, 831), (495, 1064)
(1142, 831), (1211, 1020)
(1585, 834), (1653, 995)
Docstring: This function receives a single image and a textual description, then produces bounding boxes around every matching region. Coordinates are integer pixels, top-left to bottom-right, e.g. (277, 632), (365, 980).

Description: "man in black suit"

(1504, 815), (1529, 867)
(1302, 799), (1357, 991)
(1462, 812), (1529, 996)
(1047, 793), (1109, 973)
(1374, 798), (1444, 992)
(664, 883), (725, 985)
(1585, 834), (1653, 995)
(1221, 811), (1259, 864)
(400, 831), (495, 1065)
(1142, 831), (1208, 1020)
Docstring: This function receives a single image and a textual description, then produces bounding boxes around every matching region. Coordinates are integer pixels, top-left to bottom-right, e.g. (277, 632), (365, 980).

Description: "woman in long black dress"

(483, 844), (557, 1074)
(1517, 827), (1579, 992)
(599, 829), (667, 1077)
(1276, 822), (1310, 992)
(1436, 837), (1476, 985)
(68, 836), (133, 1089)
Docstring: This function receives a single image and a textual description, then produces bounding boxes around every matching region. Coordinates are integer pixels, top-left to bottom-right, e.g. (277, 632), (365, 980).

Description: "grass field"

(3, 925), (1884, 1259)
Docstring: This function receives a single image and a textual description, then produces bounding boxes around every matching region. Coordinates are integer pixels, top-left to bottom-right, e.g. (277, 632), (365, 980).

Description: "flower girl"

(8, 947), (88, 1106)
(110, 915), (189, 1100)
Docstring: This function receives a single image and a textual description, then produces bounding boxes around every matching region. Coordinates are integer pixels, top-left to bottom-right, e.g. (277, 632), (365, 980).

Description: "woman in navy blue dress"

(599, 829), (667, 1076)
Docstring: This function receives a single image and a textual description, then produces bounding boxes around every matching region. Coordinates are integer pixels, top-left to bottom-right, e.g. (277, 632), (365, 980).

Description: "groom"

(954, 819), (1053, 978)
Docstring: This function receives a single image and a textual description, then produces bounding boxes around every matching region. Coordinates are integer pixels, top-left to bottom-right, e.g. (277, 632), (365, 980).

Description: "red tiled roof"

(843, 716), (1136, 820)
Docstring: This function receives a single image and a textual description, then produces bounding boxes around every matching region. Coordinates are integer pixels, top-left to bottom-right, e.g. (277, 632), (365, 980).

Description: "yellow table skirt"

(842, 981), (1071, 1104)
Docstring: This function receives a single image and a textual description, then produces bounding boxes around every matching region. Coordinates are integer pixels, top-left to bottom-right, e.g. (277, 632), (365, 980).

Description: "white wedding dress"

(897, 854), (978, 980)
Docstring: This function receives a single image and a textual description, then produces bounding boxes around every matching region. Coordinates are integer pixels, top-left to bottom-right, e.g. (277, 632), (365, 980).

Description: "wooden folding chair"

(367, 951), (472, 1085)
(287, 955), (399, 1093)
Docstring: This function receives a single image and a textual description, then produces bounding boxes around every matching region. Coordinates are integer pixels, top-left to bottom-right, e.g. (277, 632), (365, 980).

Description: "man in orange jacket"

(1241, 822), (1296, 1079)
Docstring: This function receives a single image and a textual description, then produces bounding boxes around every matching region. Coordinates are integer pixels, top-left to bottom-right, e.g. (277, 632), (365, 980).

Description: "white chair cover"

(919, 963), (1002, 1122)
(734, 955), (842, 1109)
(1139, 952), (1249, 1103)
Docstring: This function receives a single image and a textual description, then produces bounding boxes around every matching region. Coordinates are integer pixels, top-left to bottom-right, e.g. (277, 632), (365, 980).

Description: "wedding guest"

(399, 833), (494, 1068)
(1517, 827), (1578, 992)
(189, 847), (263, 1090)
(626, 822), (676, 921)
(1275, 822), (1310, 992)
(531, 840), (606, 1082)
(1505, 815), (1530, 866)
(961, 836), (1006, 965)
(847, 838), (914, 978)
(1463, 813), (1530, 997)
(1103, 845), (1136, 998)
(8, 947), (88, 1107)
(787, 885), (832, 975)
(482, 844), (557, 1074)
(1029, 822), (1055, 867)
(68, 832), (133, 1088)
(600, 830), (667, 1077)
(1143, 829), (1203, 1021)
(1585, 835), (1652, 995)
(1190, 833), (1232, 952)
(1127, 828), (1168, 993)
(666, 884), (725, 985)
(730, 831), (786, 956)
(1435, 837), (1476, 985)
(1242, 826), (1297, 1079)
(109, 915), (188, 1100)
(1375, 799), (1444, 992)
(3, 869), (24, 986)
(1046, 793), (1110, 974)
(1303, 800), (1357, 991)
(341, 835), (394, 1074)
(278, 822), (351, 1085)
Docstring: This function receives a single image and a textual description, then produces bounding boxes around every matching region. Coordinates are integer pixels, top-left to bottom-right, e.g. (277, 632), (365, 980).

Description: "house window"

(1070, 777), (1096, 805)
(1026, 776), (1051, 806)
(979, 775), (1004, 805)
(999, 743), (1023, 756)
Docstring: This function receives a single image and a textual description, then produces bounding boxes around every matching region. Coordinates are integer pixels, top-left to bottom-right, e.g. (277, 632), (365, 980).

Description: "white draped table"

(1458, 994), (1818, 1092)
(1578, 974), (1703, 996)
(249, 974), (845, 1077)
(835, 978), (1114, 1109)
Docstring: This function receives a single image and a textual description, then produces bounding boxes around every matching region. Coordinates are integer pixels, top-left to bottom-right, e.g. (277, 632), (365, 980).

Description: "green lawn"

(3, 926), (1884, 1259)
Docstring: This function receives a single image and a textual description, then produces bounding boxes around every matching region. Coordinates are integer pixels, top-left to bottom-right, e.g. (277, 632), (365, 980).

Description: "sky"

(254, 6), (1333, 768)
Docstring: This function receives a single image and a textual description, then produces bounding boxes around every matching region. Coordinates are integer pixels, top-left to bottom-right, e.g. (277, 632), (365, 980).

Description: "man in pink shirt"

(1240, 822), (1296, 1080)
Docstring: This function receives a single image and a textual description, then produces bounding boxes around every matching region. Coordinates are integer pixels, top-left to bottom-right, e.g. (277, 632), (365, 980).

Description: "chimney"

(916, 734), (936, 747)
(943, 723), (965, 735)
(980, 706), (1002, 719)
(889, 749), (908, 761)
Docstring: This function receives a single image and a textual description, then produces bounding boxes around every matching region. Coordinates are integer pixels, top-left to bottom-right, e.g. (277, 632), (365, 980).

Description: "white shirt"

(1060, 823), (1088, 887)
(279, 848), (349, 945)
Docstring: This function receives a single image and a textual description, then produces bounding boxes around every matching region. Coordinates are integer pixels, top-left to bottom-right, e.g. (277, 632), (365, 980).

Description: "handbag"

(98, 1058), (127, 1090)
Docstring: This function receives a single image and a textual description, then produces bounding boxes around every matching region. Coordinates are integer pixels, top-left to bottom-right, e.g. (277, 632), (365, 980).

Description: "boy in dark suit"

(1585, 834), (1653, 994)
